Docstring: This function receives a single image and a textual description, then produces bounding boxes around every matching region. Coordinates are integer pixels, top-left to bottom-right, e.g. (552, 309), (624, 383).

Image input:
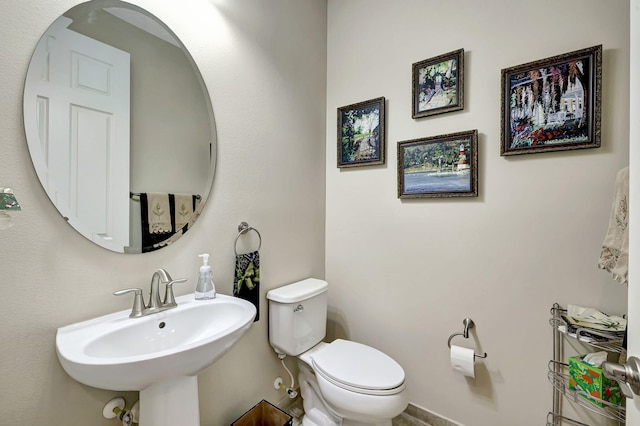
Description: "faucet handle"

(163, 278), (188, 307)
(114, 288), (145, 318)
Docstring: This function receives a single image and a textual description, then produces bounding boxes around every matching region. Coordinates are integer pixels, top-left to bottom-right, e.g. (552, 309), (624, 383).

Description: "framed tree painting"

(397, 129), (478, 199)
(337, 97), (385, 168)
(500, 45), (602, 156)
(412, 49), (464, 119)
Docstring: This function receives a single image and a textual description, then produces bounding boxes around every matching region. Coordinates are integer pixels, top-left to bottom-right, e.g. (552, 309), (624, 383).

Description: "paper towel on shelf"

(450, 345), (475, 378)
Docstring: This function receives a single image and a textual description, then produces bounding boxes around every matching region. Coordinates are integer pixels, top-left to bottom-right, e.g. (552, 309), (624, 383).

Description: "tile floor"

(284, 397), (303, 426)
(392, 412), (432, 426)
(282, 397), (432, 426)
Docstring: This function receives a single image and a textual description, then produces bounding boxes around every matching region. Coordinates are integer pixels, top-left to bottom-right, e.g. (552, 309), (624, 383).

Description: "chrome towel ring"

(234, 222), (262, 255)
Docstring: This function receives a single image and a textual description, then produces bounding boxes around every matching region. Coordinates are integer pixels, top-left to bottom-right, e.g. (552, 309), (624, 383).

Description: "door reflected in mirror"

(23, 0), (216, 253)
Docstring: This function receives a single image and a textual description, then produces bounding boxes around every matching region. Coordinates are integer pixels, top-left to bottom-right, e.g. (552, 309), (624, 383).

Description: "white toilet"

(266, 278), (408, 426)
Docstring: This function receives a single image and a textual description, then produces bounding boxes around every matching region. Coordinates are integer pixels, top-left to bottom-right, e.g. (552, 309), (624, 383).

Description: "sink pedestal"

(140, 376), (200, 426)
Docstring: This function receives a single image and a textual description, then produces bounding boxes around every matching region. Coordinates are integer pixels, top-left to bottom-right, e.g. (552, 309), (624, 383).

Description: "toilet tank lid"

(266, 278), (328, 303)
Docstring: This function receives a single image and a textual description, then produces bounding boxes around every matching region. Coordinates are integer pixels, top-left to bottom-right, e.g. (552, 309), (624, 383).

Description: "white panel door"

(24, 17), (131, 251)
(628, 0), (640, 423)
(620, 0), (640, 426)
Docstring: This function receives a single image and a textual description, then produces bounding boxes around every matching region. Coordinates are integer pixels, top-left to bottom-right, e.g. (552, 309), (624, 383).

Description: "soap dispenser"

(195, 253), (216, 300)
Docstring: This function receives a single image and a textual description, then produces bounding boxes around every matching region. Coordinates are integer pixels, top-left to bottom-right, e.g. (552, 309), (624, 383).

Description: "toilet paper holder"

(447, 318), (488, 359)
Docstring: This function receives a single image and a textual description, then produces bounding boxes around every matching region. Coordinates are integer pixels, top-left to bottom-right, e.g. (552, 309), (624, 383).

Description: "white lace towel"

(174, 194), (194, 230)
(147, 193), (172, 234)
(598, 167), (629, 284)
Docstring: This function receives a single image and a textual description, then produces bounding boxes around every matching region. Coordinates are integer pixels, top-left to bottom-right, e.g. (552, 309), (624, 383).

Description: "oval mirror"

(23, 0), (216, 253)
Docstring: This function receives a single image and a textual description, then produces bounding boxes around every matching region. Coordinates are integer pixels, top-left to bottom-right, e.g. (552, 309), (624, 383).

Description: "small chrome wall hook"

(447, 318), (488, 359)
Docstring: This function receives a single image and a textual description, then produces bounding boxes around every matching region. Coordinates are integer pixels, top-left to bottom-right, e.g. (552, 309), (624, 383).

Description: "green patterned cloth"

(234, 250), (260, 321)
(0, 189), (20, 211)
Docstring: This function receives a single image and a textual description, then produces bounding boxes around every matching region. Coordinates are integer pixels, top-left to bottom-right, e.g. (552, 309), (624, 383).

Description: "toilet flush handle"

(294, 304), (304, 313)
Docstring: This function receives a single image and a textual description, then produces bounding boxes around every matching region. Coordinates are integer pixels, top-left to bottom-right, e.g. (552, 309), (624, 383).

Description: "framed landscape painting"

(337, 97), (386, 168)
(397, 129), (478, 199)
(412, 49), (464, 119)
(500, 45), (602, 156)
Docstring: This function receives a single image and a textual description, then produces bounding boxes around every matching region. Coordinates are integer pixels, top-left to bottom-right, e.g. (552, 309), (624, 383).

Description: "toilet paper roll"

(450, 345), (475, 378)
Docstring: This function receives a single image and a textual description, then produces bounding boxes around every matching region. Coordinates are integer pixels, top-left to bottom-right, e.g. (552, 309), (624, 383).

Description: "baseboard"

(403, 402), (465, 426)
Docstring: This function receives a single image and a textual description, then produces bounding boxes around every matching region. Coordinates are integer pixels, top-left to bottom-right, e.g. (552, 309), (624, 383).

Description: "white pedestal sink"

(56, 294), (256, 425)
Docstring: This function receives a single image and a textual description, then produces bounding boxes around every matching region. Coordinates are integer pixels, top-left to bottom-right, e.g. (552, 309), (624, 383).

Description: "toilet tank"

(266, 278), (328, 356)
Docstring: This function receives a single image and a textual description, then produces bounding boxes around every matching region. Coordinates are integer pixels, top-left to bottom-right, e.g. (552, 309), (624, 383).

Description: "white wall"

(0, 0), (326, 424)
(326, 1), (629, 425)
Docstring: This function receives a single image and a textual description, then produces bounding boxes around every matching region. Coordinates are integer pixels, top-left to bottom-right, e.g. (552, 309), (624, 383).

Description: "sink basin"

(56, 294), (256, 425)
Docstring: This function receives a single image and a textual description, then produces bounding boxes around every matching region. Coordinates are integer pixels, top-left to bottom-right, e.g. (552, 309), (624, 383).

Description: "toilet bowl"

(299, 340), (408, 426)
(266, 279), (408, 426)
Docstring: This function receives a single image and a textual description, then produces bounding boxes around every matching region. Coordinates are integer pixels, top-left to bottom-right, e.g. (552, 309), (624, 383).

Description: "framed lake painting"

(337, 97), (386, 168)
(412, 49), (464, 119)
(500, 45), (602, 156)
(397, 129), (478, 199)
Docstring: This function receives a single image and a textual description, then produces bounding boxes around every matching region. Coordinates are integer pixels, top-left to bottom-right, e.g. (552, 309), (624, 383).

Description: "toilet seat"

(311, 339), (405, 396)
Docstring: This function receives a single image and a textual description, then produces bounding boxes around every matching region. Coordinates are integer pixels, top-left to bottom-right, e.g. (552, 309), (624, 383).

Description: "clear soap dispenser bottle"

(195, 253), (216, 300)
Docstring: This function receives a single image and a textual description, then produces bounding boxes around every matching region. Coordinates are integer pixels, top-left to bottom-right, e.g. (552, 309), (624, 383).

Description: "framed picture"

(397, 129), (478, 199)
(500, 45), (602, 156)
(337, 97), (385, 168)
(412, 49), (464, 119)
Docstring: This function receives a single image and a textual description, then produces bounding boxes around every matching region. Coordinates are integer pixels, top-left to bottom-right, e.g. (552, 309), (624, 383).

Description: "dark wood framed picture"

(412, 49), (464, 119)
(500, 45), (602, 156)
(397, 129), (478, 199)
(337, 97), (385, 168)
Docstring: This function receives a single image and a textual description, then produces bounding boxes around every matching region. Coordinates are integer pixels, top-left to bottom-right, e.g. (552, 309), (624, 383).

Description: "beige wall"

(326, 1), (629, 425)
(1, 0), (632, 425)
(0, 0), (326, 425)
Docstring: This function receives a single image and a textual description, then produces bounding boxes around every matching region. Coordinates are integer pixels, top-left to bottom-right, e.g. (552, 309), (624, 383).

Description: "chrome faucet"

(148, 269), (171, 310)
(114, 269), (187, 318)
